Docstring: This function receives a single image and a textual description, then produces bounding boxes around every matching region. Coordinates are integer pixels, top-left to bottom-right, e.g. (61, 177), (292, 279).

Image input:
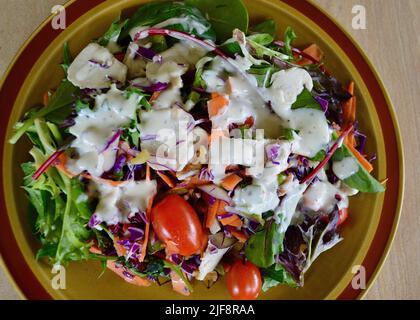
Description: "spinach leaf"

(186, 0), (249, 42)
(119, 1), (216, 43)
(245, 220), (283, 268)
(218, 40), (242, 57)
(261, 264), (297, 291)
(332, 145), (385, 193)
(291, 88), (322, 110)
(250, 20), (277, 38)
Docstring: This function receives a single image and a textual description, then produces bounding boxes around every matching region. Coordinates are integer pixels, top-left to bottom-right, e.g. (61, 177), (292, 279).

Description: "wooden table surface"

(0, 0), (419, 300)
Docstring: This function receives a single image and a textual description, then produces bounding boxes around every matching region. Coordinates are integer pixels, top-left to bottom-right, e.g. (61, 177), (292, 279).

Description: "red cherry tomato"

(151, 194), (207, 256)
(338, 208), (348, 226)
(226, 260), (262, 300)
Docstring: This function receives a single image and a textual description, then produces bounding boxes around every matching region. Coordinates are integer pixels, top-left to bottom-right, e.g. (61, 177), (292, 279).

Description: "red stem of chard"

(300, 124), (354, 185)
(32, 150), (64, 180)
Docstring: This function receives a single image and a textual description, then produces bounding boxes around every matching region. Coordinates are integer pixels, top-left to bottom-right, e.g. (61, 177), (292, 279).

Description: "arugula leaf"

(332, 144), (385, 193)
(261, 264), (297, 291)
(291, 88), (322, 110)
(250, 20), (277, 38)
(119, 1), (216, 43)
(9, 79), (79, 144)
(186, 0), (249, 42)
(98, 18), (127, 48)
(245, 220), (283, 268)
(283, 26), (297, 58)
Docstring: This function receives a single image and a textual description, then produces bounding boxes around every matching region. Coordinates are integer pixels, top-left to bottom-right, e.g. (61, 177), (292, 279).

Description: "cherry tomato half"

(338, 208), (348, 226)
(151, 194), (207, 256)
(226, 260), (262, 300)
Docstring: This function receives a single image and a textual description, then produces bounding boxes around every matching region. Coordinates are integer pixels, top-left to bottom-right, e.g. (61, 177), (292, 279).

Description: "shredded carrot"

(345, 140), (373, 173)
(55, 153), (127, 186)
(107, 260), (151, 287)
(342, 82), (356, 124)
(229, 229), (248, 243)
(146, 163), (151, 181)
(208, 93), (229, 118)
(156, 171), (175, 187)
(43, 92), (50, 106)
(221, 174), (242, 191)
(89, 246), (102, 254)
(299, 44), (324, 65)
(139, 195), (154, 262)
(170, 271), (190, 296)
(206, 199), (219, 228)
(208, 128), (228, 145)
(216, 201), (228, 216)
(342, 82), (357, 146)
(113, 236), (128, 257)
(149, 91), (161, 103)
(219, 214), (243, 227)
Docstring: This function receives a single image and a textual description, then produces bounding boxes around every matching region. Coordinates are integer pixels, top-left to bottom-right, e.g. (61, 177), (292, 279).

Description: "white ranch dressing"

(264, 68), (330, 158)
(139, 107), (196, 171)
(333, 157), (359, 180)
(301, 179), (349, 213)
(144, 40), (208, 109)
(67, 43), (127, 89)
(233, 141), (291, 218)
(92, 179), (157, 226)
(67, 85), (140, 177)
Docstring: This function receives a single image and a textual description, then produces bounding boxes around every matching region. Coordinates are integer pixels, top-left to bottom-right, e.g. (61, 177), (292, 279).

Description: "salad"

(9, 0), (385, 300)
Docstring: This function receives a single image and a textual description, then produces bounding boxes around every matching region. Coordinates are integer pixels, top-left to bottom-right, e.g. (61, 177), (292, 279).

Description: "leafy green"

(309, 149), (326, 162)
(193, 56), (213, 88)
(261, 264), (297, 291)
(186, 0), (249, 42)
(21, 120), (93, 264)
(247, 33), (274, 46)
(332, 145), (385, 193)
(280, 128), (297, 141)
(248, 64), (278, 87)
(98, 18), (127, 47)
(163, 260), (194, 292)
(244, 32), (288, 61)
(245, 220), (283, 268)
(250, 20), (277, 38)
(9, 79), (79, 144)
(218, 40), (242, 57)
(291, 88), (322, 110)
(119, 1), (216, 43)
(282, 26), (297, 58)
(61, 42), (72, 76)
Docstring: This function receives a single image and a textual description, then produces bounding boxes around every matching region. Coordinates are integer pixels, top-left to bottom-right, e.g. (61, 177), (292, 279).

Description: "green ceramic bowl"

(0, 0), (403, 299)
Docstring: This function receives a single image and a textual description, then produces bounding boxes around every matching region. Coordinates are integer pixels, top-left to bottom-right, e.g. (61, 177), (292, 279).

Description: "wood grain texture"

(0, 0), (419, 300)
